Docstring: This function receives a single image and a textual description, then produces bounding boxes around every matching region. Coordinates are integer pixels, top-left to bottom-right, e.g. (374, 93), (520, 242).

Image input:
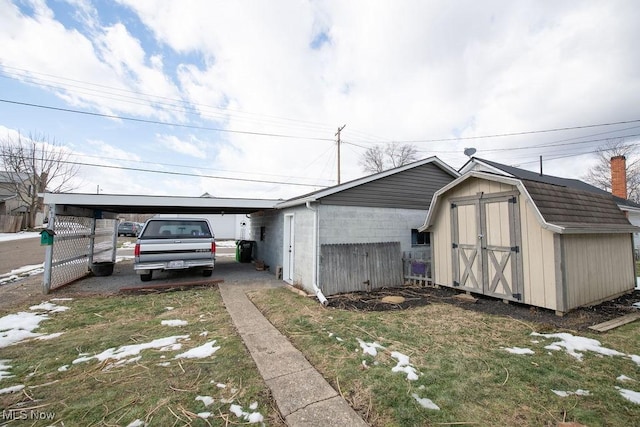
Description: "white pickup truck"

(133, 218), (216, 282)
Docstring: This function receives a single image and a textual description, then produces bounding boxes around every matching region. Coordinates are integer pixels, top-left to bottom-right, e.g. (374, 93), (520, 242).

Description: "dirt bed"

(325, 285), (640, 331)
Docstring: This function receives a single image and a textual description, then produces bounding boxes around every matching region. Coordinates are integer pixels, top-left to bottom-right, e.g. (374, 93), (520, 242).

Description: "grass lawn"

(0, 289), (284, 426)
(2, 284), (639, 426)
(248, 287), (640, 427)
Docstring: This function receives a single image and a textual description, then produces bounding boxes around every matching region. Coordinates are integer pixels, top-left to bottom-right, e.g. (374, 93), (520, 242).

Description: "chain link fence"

(44, 215), (117, 292)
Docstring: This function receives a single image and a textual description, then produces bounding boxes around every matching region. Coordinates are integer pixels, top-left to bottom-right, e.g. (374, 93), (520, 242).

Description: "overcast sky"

(1, 0), (639, 199)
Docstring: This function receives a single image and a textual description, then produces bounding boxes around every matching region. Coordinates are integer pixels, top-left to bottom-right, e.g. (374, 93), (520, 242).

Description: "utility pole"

(335, 124), (346, 184)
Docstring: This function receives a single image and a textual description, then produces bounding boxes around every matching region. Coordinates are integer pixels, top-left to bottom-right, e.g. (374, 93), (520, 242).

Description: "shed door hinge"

(512, 293), (522, 300)
(509, 197), (517, 204)
(451, 203), (457, 209)
(511, 246), (519, 253)
(453, 281), (460, 287)
(452, 243), (458, 249)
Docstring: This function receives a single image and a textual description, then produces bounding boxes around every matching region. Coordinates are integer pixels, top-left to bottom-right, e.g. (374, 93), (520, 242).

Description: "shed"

(419, 158), (638, 314)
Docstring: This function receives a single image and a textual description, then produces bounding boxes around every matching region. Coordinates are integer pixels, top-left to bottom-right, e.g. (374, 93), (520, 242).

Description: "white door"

(283, 214), (295, 283)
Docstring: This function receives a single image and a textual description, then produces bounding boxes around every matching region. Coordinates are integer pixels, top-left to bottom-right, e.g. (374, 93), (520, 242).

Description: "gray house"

(247, 157), (458, 301)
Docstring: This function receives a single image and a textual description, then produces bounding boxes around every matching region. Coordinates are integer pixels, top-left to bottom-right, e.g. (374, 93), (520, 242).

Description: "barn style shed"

(419, 158), (638, 315)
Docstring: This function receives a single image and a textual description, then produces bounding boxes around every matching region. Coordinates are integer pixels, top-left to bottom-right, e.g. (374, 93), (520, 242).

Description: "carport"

(41, 193), (279, 294)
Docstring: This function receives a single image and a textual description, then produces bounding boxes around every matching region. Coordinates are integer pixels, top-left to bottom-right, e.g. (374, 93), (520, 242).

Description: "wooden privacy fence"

(319, 242), (403, 296)
(402, 247), (432, 285)
(0, 214), (23, 233)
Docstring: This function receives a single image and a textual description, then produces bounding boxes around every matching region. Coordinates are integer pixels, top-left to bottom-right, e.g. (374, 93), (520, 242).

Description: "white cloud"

(2, 1), (640, 198)
(156, 134), (207, 159)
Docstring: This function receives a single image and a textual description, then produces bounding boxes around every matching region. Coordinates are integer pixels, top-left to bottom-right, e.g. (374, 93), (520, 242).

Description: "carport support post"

(42, 205), (56, 294)
(110, 219), (118, 262)
(88, 217), (96, 268)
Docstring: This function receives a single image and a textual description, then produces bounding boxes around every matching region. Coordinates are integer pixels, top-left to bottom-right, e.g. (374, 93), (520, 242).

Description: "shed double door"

(451, 192), (523, 301)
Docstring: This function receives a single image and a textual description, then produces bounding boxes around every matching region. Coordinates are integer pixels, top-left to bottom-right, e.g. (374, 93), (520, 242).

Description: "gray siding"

(320, 163), (454, 209)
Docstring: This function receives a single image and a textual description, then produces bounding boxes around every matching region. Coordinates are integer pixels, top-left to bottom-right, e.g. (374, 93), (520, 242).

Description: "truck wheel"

(140, 272), (153, 282)
(202, 269), (213, 277)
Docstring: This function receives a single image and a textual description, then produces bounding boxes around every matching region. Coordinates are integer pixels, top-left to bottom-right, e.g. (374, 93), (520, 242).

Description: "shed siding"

(562, 233), (635, 309)
(431, 177), (515, 287)
(519, 198), (557, 310)
(321, 163), (454, 209)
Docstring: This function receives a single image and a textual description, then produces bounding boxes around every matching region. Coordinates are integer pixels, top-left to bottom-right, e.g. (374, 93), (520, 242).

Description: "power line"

(68, 152), (335, 185)
(0, 153), (330, 188)
(1, 65), (355, 136)
(343, 119), (640, 146)
(0, 98), (335, 142)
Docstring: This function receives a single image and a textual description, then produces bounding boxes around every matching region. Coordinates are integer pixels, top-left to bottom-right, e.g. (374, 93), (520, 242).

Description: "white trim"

(42, 193), (280, 210)
(458, 158), (516, 176)
(283, 214), (295, 284)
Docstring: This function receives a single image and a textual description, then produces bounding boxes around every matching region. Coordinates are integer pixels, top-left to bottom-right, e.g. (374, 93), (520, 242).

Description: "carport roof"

(42, 193), (280, 216)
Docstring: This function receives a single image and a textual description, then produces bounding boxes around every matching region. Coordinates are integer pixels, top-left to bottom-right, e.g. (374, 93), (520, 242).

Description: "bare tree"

(359, 142), (419, 173)
(0, 132), (80, 228)
(583, 138), (640, 202)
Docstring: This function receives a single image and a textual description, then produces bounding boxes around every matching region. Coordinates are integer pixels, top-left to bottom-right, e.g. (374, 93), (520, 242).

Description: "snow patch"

(412, 393), (440, 410)
(0, 384), (25, 394)
(504, 346), (535, 355)
(126, 419), (146, 427)
(161, 319), (188, 327)
(357, 338), (384, 357)
(174, 340), (220, 359)
(616, 387), (640, 404)
(196, 395), (214, 406)
(617, 375), (635, 382)
(72, 335), (190, 364)
(390, 351), (420, 381)
(0, 360), (14, 380)
(552, 389), (590, 397)
(531, 332), (625, 361)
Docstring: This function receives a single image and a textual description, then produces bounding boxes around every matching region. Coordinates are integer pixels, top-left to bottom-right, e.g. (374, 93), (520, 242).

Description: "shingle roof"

(440, 158), (640, 233)
(0, 171), (30, 184)
(467, 157), (640, 210)
(521, 179), (631, 227)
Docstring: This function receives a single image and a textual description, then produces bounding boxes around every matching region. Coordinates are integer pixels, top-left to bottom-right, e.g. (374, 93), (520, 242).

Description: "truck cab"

(134, 218), (215, 282)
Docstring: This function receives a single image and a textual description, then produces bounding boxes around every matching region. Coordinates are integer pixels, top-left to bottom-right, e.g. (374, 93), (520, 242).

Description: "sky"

(1, 1), (640, 200)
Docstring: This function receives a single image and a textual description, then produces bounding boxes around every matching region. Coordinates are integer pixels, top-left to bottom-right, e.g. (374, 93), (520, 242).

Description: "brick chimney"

(611, 155), (627, 199)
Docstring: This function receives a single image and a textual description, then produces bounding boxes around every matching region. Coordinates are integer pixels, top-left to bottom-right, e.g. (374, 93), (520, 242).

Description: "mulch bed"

(325, 285), (640, 331)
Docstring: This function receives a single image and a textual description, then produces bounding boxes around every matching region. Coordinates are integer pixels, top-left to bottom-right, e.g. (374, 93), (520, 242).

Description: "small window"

(260, 226), (266, 241)
(411, 229), (429, 246)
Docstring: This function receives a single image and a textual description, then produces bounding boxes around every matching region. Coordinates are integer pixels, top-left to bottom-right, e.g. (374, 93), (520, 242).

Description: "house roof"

(276, 156), (459, 209)
(0, 171), (30, 184)
(459, 157), (640, 210)
(420, 165), (639, 234)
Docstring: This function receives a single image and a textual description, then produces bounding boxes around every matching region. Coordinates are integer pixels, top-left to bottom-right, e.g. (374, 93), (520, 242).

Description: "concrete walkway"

(218, 282), (368, 427)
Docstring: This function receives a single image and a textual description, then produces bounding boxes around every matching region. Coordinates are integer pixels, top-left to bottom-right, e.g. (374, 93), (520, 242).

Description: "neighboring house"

(420, 157), (638, 315)
(156, 213), (249, 240)
(0, 171), (32, 231)
(247, 157), (459, 298)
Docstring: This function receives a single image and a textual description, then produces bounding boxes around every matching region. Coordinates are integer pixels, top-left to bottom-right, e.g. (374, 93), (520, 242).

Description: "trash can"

(236, 240), (255, 263)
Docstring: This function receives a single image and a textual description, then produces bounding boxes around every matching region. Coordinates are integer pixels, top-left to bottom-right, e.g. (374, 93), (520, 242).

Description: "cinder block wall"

(318, 205), (428, 252)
